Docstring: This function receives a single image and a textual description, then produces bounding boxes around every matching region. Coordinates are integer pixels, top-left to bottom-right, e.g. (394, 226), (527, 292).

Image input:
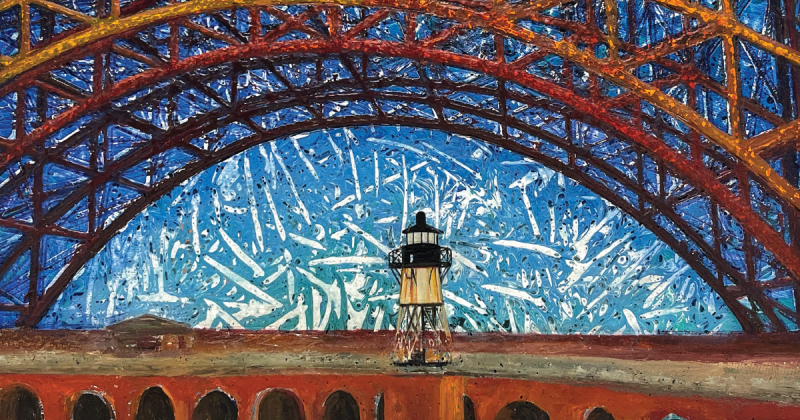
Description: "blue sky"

(41, 126), (740, 333)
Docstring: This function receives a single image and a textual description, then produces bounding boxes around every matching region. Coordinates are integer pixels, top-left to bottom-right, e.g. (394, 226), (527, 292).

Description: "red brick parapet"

(0, 329), (798, 413)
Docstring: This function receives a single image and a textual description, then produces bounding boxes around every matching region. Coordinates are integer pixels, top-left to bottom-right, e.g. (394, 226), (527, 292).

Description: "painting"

(0, 0), (799, 418)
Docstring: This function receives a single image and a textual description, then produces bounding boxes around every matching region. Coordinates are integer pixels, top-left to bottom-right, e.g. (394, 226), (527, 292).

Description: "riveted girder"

(0, 0), (798, 330)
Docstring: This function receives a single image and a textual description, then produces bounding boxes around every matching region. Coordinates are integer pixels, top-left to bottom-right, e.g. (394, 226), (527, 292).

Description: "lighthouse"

(387, 211), (453, 365)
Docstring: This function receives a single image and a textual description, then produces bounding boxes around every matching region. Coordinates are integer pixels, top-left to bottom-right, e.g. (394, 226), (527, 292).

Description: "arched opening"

(322, 391), (360, 420)
(73, 393), (113, 420)
(193, 391), (237, 420)
(463, 396), (476, 420)
(494, 401), (549, 420)
(135, 388), (175, 420)
(0, 386), (43, 420)
(257, 390), (303, 420)
(585, 408), (614, 420)
(374, 394), (384, 420)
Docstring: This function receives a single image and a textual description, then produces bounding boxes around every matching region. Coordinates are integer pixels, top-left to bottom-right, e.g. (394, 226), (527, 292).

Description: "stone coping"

(0, 330), (797, 403)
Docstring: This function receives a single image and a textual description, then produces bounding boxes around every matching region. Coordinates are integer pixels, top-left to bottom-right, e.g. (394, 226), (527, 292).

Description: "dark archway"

(193, 391), (237, 420)
(135, 388), (174, 420)
(73, 393), (113, 420)
(586, 408), (614, 420)
(322, 391), (360, 420)
(257, 390), (303, 420)
(494, 401), (549, 420)
(463, 396), (476, 420)
(374, 394), (384, 420)
(0, 386), (43, 420)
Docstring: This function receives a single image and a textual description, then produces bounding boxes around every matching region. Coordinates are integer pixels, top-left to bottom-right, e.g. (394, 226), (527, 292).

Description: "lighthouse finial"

(415, 211), (426, 227)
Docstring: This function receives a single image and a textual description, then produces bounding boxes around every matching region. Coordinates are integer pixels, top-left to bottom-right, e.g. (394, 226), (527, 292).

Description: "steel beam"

(0, 0), (797, 330)
(0, 67), (767, 330)
(0, 0), (797, 213)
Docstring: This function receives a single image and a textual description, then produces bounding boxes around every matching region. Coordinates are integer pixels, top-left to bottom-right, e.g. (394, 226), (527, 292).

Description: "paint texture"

(42, 127), (737, 333)
(0, 0), (798, 332)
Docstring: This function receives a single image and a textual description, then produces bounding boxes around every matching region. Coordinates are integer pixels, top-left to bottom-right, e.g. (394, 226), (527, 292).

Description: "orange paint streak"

(723, 34), (742, 138)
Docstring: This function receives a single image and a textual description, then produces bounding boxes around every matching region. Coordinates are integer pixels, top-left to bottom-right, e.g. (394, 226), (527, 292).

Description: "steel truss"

(0, 0), (798, 330)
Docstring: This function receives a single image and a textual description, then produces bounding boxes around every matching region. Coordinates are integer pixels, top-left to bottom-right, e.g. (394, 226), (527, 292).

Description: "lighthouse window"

(409, 232), (436, 245)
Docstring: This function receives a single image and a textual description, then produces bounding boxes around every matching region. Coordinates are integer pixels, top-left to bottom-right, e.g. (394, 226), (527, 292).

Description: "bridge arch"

(0, 0), (799, 211)
(0, 99), (772, 331)
(0, 3), (797, 331)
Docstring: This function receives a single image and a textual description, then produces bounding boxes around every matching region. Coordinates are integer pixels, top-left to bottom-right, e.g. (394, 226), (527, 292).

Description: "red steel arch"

(0, 0), (799, 208)
(0, 51), (787, 330)
(0, 1), (798, 330)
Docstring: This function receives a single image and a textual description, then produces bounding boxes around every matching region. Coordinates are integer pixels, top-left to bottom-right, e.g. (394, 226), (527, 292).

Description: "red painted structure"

(0, 330), (799, 419)
(3, 372), (799, 420)
(1, 2), (800, 416)
(0, 0), (799, 333)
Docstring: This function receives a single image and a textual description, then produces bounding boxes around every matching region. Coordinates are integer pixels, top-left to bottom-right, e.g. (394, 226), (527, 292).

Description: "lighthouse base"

(393, 304), (452, 366)
(392, 348), (452, 366)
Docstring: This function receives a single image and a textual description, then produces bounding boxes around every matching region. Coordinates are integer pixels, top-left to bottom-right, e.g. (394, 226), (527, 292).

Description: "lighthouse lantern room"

(387, 211), (453, 366)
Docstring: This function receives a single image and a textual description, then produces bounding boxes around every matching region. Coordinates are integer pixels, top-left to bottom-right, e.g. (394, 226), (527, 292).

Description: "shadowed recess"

(322, 391), (360, 420)
(495, 401), (549, 420)
(257, 391), (303, 420)
(375, 394), (384, 420)
(193, 391), (237, 420)
(135, 388), (174, 420)
(464, 396), (476, 420)
(73, 394), (112, 420)
(0, 387), (43, 420)
(586, 408), (615, 420)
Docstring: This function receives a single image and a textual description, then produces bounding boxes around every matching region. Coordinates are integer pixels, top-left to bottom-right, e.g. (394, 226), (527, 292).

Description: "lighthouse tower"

(387, 211), (453, 365)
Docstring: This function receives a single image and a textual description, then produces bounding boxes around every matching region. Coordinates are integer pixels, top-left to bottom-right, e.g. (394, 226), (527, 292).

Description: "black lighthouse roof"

(402, 211), (444, 234)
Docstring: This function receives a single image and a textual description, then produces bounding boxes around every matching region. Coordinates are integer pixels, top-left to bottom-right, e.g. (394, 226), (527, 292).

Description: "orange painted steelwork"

(0, 0), (799, 332)
(0, 0), (799, 211)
